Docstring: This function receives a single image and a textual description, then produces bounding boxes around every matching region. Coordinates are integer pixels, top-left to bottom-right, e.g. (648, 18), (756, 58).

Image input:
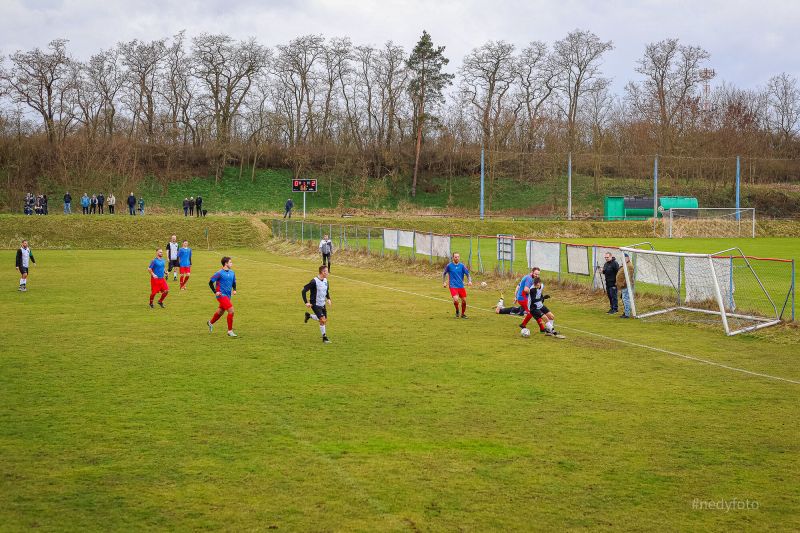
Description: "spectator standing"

(90, 194), (98, 214)
(42, 194), (48, 214)
(183, 197), (190, 216)
(127, 193), (136, 215)
(319, 234), (333, 272)
(601, 252), (620, 314)
(189, 196), (195, 216)
(108, 193), (116, 214)
(195, 195), (203, 216)
(63, 191), (72, 214)
(97, 193), (105, 214)
(34, 195), (43, 215)
(616, 253), (635, 319)
(81, 193), (90, 214)
(284, 198), (294, 218)
(138, 197), (145, 215)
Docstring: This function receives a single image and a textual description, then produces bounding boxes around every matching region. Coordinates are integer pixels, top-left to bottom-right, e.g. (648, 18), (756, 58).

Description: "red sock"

(536, 317), (545, 331)
(210, 310), (222, 324)
(159, 291), (168, 303)
(179, 275), (184, 287)
(461, 301), (467, 314)
(226, 313), (234, 331)
(522, 313), (531, 327)
(453, 301), (459, 312)
(149, 292), (156, 304)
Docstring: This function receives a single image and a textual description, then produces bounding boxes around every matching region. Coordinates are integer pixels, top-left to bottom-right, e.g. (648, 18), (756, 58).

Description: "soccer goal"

(619, 243), (790, 336)
(664, 208), (756, 238)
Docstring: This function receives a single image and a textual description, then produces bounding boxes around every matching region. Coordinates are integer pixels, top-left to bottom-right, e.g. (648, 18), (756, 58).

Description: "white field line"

(229, 252), (800, 386)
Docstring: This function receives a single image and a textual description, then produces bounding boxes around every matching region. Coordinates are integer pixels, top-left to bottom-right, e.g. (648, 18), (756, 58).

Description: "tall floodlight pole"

(735, 155), (741, 221)
(653, 155), (659, 232)
(480, 143), (485, 220)
(567, 152), (572, 221)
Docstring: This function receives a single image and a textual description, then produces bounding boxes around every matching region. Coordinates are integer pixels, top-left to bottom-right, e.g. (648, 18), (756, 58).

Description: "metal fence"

(271, 218), (795, 322)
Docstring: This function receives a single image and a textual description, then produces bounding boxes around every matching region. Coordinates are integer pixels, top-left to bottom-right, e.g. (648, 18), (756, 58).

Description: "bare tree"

(86, 48), (125, 138)
(119, 38), (167, 140)
(552, 29), (613, 151)
(2, 39), (75, 143)
(514, 41), (557, 150)
(766, 73), (800, 148)
(626, 38), (709, 153)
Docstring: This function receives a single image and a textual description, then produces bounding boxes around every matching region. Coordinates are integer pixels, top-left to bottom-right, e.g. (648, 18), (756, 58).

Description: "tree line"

(0, 29), (798, 210)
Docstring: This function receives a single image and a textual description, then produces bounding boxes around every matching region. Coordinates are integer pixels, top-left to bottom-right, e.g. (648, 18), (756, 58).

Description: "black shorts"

(168, 259), (179, 270)
(532, 306), (550, 318)
(19, 267), (28, 275)
(311, 305), (327, 319)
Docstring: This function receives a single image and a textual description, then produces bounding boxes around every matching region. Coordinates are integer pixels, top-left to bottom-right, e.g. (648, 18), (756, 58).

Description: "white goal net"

(619, 243), (785, 336)
(665, 208), (756, 238)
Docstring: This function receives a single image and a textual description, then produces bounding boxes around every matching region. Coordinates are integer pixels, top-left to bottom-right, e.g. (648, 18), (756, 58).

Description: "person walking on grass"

(443, 252), (473, 319)
(63, 191), (72, 214)
(15, 240), (35, 292)
(601, 252), (620, 314)
(147, 248), (169, 308)
(178, 240), (192, 290)
(127, 192), (136, 215)
(319, 234), (333, 272)
(166, 235), (180, 281)
(189, 196), (195, 216)
(183, 197), (190, 216)
(616, 253), (634, 318)
(302, 265), (332, 344)
(284, 198), (294, 218)
(208, 256), (238, 337)
(81, 193), (90, 214)
(195, 195), (203, 217)
(97, 193), (105, 214)
(108, 193), (116, 214)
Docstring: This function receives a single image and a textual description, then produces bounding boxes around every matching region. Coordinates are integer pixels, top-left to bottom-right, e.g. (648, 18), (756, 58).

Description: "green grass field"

(2, 248), (799, 530)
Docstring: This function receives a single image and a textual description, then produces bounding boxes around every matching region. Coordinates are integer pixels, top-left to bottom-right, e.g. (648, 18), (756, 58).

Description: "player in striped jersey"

(302, 265), (332, 344)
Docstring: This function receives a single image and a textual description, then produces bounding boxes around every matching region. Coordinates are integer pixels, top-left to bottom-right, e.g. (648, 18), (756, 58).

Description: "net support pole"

(567, 152), (573, 221)
(708, 256), (732, 335)
(735, 156), (741, 222)
(653, 155), (659, 233)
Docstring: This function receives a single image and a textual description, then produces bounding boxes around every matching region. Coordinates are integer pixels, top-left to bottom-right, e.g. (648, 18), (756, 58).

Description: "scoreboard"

(292, 179), (317, 192)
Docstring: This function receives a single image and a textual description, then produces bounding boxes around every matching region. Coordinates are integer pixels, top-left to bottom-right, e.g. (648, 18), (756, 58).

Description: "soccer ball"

(520, 328), (531, 338)
(480, 281), (487, 288)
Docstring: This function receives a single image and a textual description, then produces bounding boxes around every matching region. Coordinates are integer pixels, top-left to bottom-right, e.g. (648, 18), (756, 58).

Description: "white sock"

(20, 278), (26, 285)
(309, 313), (319, 321)
(320, 325), (326, 336)
(546, 320), (554, 331)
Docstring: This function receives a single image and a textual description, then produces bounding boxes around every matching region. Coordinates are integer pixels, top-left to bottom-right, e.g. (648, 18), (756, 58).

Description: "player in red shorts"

(147, 248), (169, 308)
(207, 256), (238, 337)
(442, 252), (472, 318)
(177, 240), (192, 290)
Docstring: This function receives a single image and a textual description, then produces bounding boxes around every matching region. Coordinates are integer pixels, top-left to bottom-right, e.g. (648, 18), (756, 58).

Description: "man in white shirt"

(302, 265), (332, 344)
(319, 234), (333, 272)
(165, 235), (180, 281)
(15, 240), (36, 292)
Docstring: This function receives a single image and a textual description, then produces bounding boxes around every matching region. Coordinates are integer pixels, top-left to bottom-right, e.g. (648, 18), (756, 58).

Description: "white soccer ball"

(480, 281), (487, 288)
(520, 328), (531, 338)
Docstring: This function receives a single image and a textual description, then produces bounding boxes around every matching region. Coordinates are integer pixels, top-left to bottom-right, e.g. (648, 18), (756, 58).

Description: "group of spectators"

(182, 196), (205, 216)
(63, 192), (144, 215)
(23, 193), (48, 215)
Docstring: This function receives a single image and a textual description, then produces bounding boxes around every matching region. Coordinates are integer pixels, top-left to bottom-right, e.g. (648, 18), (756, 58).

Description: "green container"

(659, 196), (699, 213)
(604, 196), (625, 221)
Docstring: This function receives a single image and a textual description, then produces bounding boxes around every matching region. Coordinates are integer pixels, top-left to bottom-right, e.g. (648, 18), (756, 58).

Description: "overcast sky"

(2, 0), (798, 93)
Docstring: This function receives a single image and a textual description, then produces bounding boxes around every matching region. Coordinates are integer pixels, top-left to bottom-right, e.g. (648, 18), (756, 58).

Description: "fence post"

(368, 227), (371, 255)
(477, 235), (484, 273)
(301, 220), (304, 242)
(557, 243), (562, 282)
(396, 229), (400, 258)
(430, 232), (433, 265)
(469, 235), (473, 268)
(412, 231), (416, 261)
(381, 228), (384, 257)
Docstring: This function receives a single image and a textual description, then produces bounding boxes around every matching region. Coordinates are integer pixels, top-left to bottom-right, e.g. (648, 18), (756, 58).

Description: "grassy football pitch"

(1, 248), (799, 531)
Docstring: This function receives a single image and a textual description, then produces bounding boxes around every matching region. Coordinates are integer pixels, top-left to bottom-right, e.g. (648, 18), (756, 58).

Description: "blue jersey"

(444, 262), (470, 289)
(516, 274), (534, 301)
(210, 269), (236, 298)
(149, 257), (165, 278)
(178, 247), (192, 267)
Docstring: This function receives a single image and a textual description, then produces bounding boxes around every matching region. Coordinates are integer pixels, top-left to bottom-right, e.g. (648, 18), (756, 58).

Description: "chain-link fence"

(271, 218), (795, 322)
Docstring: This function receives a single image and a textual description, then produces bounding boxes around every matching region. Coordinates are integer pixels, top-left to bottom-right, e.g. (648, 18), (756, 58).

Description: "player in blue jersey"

(207, 256), (237, 337)
(147, 248), (169, 308)
(177, 240), (192, 290)
(515, 267), (539, 316)
(442, 252), (472, 318)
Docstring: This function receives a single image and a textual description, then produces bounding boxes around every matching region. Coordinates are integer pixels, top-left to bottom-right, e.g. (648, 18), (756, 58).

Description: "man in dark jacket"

(195, 195), (203, 216)
(183, 198), (190, 216)
(97, 193), (105, 214)
(63, 192), (72, 214)
(189, 196), (195, 216)
(284, 198), (294, 218)
(601, 252), (620, 314)
(127, 193), (136, 215)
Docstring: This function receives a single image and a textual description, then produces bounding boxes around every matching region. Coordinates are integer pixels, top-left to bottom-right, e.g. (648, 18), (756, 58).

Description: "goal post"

(619, 242), (787, 336)
(665, 208), (756, 238)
